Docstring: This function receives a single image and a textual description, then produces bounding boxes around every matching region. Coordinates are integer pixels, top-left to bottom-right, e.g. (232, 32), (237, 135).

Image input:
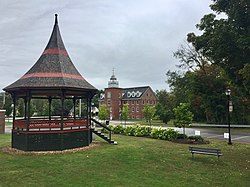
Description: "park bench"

(189, 146), (223, 159)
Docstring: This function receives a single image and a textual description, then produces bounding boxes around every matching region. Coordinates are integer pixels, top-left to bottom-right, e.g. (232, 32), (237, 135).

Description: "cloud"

(0, 0), (212, 91)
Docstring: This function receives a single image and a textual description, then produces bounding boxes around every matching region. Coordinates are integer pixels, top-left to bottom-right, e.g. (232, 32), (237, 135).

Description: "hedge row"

(105, 125), (178, 141)
(103, 125), (205, 142)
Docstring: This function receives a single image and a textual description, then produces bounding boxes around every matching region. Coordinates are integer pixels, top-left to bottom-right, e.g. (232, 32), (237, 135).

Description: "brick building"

(99, 72), (157, 120)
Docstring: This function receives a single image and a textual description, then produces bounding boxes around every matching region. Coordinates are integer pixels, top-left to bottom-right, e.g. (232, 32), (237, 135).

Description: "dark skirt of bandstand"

(11, 119), (92, 151)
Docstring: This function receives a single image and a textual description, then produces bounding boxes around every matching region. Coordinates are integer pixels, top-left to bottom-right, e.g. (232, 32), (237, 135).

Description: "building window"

(132, 116), (135, 119)
(107, 99), (111, 106)
(136, 100), (139, 105)
(110, 107), (112, 112)
(107, 92), (111, 98)
(132, 100), (134, 105)
(143, 100), (145, 105)
(136, 107), (139, 112)
(132, 107), (134, 112)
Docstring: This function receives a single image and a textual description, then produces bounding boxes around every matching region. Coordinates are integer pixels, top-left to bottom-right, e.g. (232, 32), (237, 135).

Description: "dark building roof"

(4, 14), (97, 95)
(99, 86), (156, 100)
(122, 86), (151, 100)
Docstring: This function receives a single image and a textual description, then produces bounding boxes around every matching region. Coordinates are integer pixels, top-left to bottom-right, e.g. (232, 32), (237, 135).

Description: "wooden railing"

(13, 118), (89, 131)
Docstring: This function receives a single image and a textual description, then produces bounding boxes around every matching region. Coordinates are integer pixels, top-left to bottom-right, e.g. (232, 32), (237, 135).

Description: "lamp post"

(225, 88), (232, 145)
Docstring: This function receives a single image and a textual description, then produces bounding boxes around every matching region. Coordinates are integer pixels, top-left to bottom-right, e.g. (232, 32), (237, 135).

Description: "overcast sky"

(0, 0), (213, 92)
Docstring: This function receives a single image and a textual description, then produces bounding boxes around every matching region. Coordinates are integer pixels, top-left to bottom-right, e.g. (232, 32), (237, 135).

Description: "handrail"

(91, 118), (112, 140)
(90, 118), (111, 131)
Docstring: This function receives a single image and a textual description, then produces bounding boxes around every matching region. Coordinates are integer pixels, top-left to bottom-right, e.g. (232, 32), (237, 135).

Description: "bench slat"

(190, 149), (222, 154)
(191, 151), (223, 156)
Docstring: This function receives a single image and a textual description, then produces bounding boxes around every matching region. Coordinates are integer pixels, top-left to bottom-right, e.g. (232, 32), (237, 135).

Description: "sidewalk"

(191, 123), (250, 128)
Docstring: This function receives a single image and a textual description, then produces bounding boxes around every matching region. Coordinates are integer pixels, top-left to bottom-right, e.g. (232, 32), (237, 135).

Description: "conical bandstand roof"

(4, 14), (97, 96)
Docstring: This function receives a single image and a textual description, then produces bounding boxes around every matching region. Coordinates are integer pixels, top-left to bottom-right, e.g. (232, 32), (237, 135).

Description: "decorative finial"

(55, 14), (58, 24)
(112, 68), (115, 76)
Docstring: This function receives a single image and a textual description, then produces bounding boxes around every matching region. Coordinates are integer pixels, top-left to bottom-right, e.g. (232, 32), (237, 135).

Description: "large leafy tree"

(155, 90), (176, 124)
(184, 0), (250, 124)
(169, 61), (245, 124)
(170, 41), (232, 123)
(187, 0), (250, 93)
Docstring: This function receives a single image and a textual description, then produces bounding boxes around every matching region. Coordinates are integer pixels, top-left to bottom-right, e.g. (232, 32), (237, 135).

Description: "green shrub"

(165, 128), (179, 140)
(112, 125), (125, 134)
(134, 126), (152, 137)
(124, 126), (137, 136)
(188, 135), (204, 141)
(150, 128), (178, 140)
(177, 134), (188, 139)
(150, 128), (161, 139)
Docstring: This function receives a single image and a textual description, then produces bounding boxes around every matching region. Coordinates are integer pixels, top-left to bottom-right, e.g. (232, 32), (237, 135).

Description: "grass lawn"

(0, 134), (249, 187)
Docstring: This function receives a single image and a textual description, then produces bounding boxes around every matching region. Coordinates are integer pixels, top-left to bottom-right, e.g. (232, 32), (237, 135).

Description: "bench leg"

(192, 153), (194, 159)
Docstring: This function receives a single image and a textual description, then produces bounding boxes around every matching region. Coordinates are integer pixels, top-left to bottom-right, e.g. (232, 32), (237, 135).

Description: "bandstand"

(3, 14), (100, 151)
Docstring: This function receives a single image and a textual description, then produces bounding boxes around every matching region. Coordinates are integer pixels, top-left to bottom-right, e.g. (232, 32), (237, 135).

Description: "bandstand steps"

(91, 118), (117, 145)
(92, 130), (117, 145)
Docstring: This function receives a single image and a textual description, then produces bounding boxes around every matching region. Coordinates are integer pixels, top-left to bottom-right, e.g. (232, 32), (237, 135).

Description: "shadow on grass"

(187, 155), (226, 166)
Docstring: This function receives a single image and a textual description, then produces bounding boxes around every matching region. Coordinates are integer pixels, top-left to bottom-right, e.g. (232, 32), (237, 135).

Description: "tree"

(187, 0), (250, 94)
(182, 0), (250, 124)
(16, 99), (25, 117)
(121, 104), (129, 126)
(167, 65), (231, 123)
(3, 93), (12, 117)
(173, 103), (193, 137)
(0, 92), (5, 109)
(171, 40), (240, 124)
(92, 90), (103, 107)
(239, 64), (250, 93)
(173, 43), (211, 74)
(32, 99), (46, 116)
(155, 90), (176, 124)
(98, 104), (110, 123)
(142, 103), (156, 126)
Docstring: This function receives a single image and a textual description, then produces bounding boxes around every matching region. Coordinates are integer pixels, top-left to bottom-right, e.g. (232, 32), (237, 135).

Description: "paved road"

(170, 127), (250, 144)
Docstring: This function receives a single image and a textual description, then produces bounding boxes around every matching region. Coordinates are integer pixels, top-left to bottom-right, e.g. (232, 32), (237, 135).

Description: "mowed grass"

(0, 134), (249, 187)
